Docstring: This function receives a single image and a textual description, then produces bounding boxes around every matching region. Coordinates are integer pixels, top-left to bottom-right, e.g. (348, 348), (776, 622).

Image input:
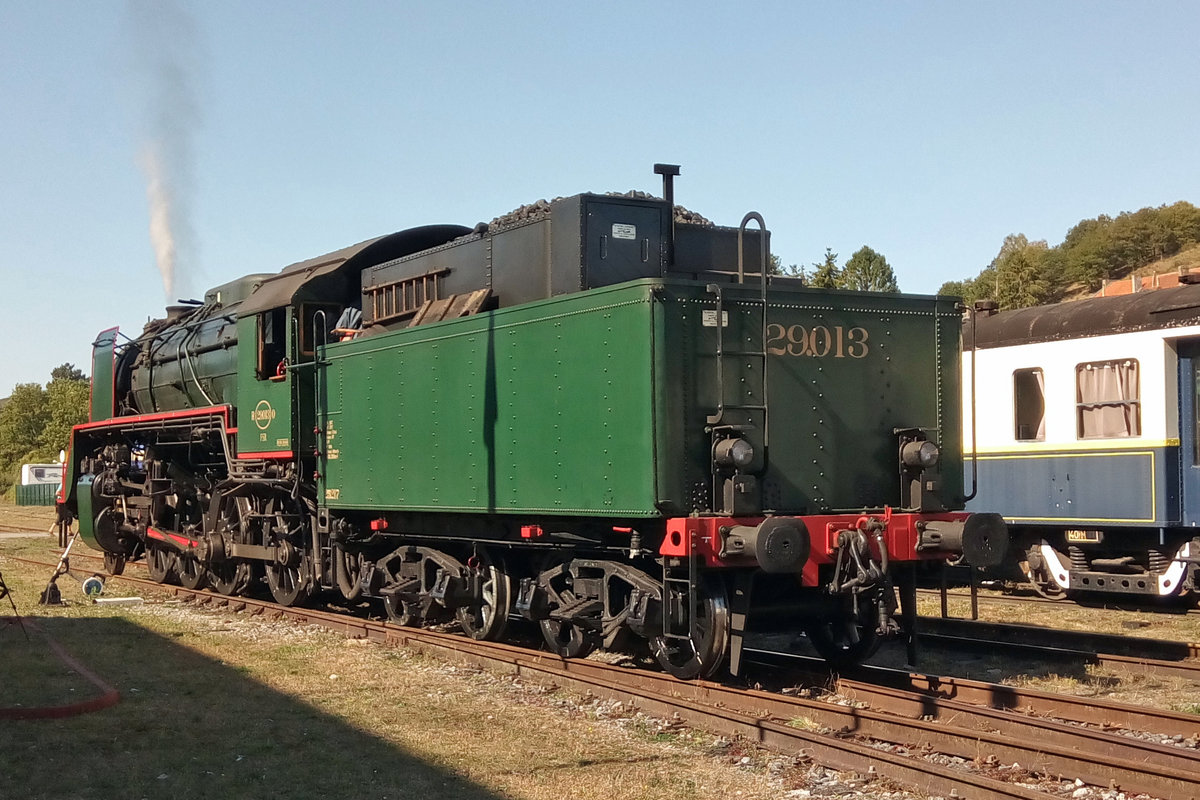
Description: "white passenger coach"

(963, 283), (1200, 601)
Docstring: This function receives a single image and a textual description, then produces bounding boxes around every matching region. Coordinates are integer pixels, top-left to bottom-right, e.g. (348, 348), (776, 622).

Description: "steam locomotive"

(65, 166), (1003, 677)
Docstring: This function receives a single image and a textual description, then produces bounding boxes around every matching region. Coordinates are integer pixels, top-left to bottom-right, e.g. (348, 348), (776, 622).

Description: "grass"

(0, 533), (786, 800)
(914, 589), (1200, 645)
(903, 588), (1200, 713)
(784, 716), (820, 731)
(0, 622), (98, 708)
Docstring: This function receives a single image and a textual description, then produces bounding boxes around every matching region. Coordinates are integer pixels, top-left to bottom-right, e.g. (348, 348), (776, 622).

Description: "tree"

(948, 200), (1200, 302)
(0, 383), (49, 494)
(51, 363), (87, 383)
(40, 373), (90, 459)
(0, 364), (90, 495)
(840, 246), (899, 292)
(989, 234), (1052, 309)
(768, 253), (805, 279)
(808, 248), (841, 288)
(938, 278), (975, 299)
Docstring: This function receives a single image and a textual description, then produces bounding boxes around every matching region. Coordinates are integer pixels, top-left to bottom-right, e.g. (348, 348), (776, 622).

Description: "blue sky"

(2, 1), (1198, 389)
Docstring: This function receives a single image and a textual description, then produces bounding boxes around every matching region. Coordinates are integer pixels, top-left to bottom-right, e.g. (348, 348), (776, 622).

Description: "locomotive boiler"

(65, 166), (1004, 677)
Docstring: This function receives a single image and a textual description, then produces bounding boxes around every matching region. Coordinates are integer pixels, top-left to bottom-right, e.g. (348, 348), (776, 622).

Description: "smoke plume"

(129, 0), (201, 301)
(139, 142), (176, 298)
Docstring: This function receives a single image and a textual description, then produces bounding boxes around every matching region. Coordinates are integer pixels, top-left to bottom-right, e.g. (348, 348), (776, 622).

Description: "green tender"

(316, 278), (963, 518)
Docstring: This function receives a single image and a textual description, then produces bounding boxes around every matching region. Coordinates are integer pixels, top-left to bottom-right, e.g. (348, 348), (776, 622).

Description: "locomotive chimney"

(654, 163), (680, 268)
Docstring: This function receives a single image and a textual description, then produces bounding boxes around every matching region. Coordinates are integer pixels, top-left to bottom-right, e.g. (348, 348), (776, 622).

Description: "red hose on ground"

(0, 620), (121, 720)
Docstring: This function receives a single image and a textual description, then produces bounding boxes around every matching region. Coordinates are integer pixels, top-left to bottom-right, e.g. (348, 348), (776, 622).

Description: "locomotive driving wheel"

(176, 552), (206, 590)
(456, 551), (513, 641)
(265, 543), (312, 607)
(262, 493), (313, 607)
(208, 493), (257, 597)
(146, 545), (175, 584)
(649, 575), (731, 680)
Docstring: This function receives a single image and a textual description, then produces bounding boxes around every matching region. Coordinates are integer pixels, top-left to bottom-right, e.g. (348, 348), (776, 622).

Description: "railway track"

(10, 553), (1200, 800)
(44, 551), (1200, 684)
(916, 615), (1200, 682)
(918, 586), (1200, 616)
(0, 513), (56, 534)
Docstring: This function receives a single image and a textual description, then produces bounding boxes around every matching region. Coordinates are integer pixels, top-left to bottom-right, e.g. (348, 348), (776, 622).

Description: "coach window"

(1013, 368), (1045, 441)
(1076, 359), (1140, 438)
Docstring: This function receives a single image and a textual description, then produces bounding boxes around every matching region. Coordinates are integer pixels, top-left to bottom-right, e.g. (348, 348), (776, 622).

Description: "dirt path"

(0, 504), (56, 533)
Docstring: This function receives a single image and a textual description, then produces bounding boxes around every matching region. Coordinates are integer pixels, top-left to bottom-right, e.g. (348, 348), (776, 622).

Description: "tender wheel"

(650, 575), (730, 680)
(540, 618), (599, 659)
(383, 593), (423, 626)
(802, 593), (883, 669)
(146, 546), (175, 584)
(536, 555), (599, 659)
(103, 551), (126, 576)
(334, 544), (364, 601)
(457, 553), (512, 641)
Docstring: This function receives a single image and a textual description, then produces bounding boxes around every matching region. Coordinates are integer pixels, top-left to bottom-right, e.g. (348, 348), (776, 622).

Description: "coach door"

(1177, 340), (1200, 525)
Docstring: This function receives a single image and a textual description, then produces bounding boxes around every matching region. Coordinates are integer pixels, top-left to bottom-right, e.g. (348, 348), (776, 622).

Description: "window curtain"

(1034, 368), (1046, 440)
(1077, 360), (1139, 438)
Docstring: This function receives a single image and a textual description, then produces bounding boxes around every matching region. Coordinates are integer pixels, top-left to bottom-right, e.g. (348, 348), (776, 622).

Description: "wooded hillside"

(939, 201), (1200, 309)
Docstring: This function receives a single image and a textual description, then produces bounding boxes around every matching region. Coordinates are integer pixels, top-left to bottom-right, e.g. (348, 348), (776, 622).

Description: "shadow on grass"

(0, 616), (509, 800)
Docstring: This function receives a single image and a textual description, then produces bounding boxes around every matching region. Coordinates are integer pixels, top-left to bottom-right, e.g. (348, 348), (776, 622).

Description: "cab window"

(257, 308), (287, 380)
(298, 304), (343, 356)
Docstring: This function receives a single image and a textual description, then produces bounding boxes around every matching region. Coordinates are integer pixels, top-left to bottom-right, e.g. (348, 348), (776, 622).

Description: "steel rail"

(746, 648), (1200, 739)
(13, 556), (1196, 800)
(917, 587), (1200, 616)
(919, 615), (1200, 659)
(172, 590), (1065, 800)
(916, 617), (1200, 681)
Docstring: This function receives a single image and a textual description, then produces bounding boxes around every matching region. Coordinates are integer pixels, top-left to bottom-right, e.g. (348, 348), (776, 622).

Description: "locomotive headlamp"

(901, 440), (940, 469)
(714, 437), (755, 469)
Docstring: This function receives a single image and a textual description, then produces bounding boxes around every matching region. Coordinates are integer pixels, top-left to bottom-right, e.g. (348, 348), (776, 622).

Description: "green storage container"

(16, 483), (57, 506)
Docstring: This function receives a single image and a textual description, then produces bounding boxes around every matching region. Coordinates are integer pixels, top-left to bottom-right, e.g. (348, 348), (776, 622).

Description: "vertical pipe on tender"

(654, 164), (680, 269)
